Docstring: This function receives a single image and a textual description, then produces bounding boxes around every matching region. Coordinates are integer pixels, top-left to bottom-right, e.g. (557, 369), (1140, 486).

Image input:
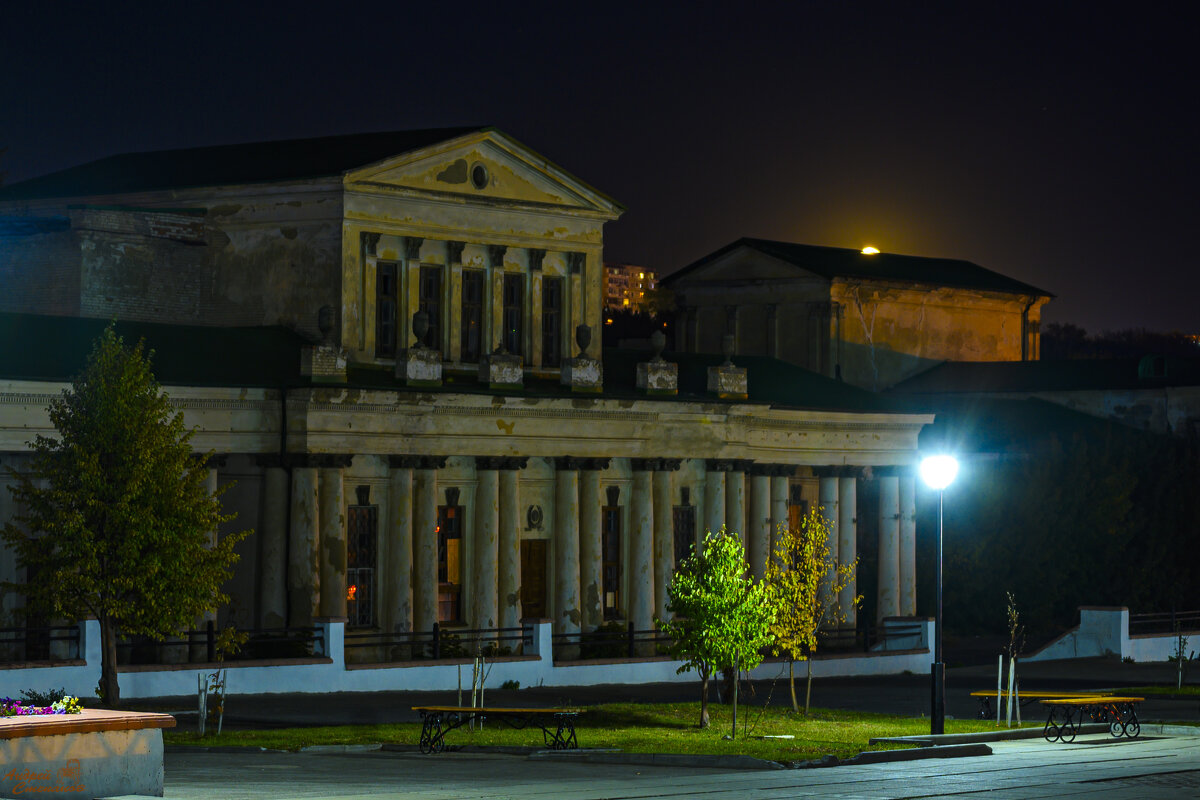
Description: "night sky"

(3, 2), (1196, 333)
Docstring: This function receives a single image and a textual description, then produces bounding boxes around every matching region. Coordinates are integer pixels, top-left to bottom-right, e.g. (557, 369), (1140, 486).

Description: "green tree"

(765, 508), (859, 714)
(1, 326), (247, 707)
(658, 528), (775, 736)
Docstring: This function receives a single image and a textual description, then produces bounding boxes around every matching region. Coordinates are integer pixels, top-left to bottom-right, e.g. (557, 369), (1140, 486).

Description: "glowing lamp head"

(919, 454), (959, 490)
(861, 246), (880, 255)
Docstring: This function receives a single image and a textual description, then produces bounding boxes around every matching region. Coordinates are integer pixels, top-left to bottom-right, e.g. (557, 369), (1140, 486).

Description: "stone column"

(725, 462), (746, 540)
(837, 472), (858, 628)
(629, 465), (655, 644)
(188, 457), (223, 663)
(257, 457), (288, 629)
(412, 458), (444, 638)
(288, 461), (320, 628)
(384, 456), (417, 649)
(747, 467), (771, 578)
(578, 460), (607, 631)
(553, 459), (582, 644)
(877, 472), (901, 623)
(899, 474), (917, 617)
(318, 456), (350, 620)
(651, 464), (676, 620)
(498, 458), (526, 632)
(473, 458), (501, 631)
(817, 472), (840, 621)
(769, 470), (790, 557)
(704, 462), (725, 535)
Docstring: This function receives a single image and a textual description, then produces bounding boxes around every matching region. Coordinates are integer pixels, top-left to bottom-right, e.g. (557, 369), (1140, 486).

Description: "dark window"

(376, 262), (398, 357)
(788, 484), (809, 533)
(601, 505), (621, 620)
(437, 505), (462, 623)
(419, 265), (442, 352)
(347, 505), (378, 627)
(502, 272), (523, 356)
(461, 269), (484, 363)
(672, 505), (696, 568)
(542, 276), (563, 367)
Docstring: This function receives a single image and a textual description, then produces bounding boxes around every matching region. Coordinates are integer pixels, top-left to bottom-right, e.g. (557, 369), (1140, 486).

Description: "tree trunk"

(789, 659), (799, 713)
(699, 668), (711, 728)
(721, 667), (735, 704)
(99, 616), (121, 708)
(731, 659), (739, 739)
(804, 657), (813, 715)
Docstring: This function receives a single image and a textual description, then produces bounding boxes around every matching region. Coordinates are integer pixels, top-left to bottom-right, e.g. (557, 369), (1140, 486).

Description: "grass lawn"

(164, 703), (1018, 762)
(1124, 685), (1200, 697)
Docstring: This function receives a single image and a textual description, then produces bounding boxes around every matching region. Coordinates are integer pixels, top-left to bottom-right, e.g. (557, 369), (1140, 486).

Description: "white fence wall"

(1025, 606), (1195, 662)
(1, 617), (935, 699)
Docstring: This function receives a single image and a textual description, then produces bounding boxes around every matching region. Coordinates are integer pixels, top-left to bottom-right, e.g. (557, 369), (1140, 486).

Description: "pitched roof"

(889, 356), (1200, 395)
(0, 127), (487, 201)
(663, 237), (1052, 297)
(0, 312), (307, 387)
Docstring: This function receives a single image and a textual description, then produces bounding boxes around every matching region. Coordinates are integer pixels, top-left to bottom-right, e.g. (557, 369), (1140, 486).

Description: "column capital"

(447, 240), (465, 264)
(871, 465), (912, 478)
(283, 453), (352, 469)
(579, 457), (611, 471)
(705, 458), (751, 473)
(813, 465), (867, 479)
(528, 248), (546, 272)
(254, 453), (285, 469)
(554, 456), (587, 471)
(488, 244), (508, 266)
(475, 455), (507, 471)
(403, 236), (423, 260)
(501, 456), (529, 471)
(631, 458), (683, 472)
(361, 231), (380, 256)
(417, 455), (448, 470)
(387, 454), (423, 469)
(567, 251), (586, 274)
(195, 453), (228, 469)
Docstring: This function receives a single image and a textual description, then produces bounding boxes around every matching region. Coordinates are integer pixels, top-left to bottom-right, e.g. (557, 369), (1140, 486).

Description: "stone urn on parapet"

(561, 324), (603, 392)
(707, 333), (747, 400)
(395, 310), (444, 387)
(300, 305), (348, 382)
(637, 329), (678, 395)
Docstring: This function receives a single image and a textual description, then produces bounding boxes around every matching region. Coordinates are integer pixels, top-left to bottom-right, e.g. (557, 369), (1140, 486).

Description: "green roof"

(0, 128), (486, 201)
(663, 238), (1052, 297)
(890, 357), (1200, 394)
(0, 313), (911, 414)
(0, 313), (307, 387)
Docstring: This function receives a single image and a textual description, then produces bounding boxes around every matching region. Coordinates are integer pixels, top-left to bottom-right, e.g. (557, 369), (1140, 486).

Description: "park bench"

(969, 689), (1112, 720)
(1040, 696), (1144, 743)
(412, 706), (583, 754)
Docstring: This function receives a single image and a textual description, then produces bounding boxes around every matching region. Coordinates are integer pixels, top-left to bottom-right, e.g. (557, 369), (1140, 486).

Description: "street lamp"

(919, 454), (958, 736)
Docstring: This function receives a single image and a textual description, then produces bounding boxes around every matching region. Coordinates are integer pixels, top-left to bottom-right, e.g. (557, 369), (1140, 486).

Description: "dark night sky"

(3, 2), (1196, 333)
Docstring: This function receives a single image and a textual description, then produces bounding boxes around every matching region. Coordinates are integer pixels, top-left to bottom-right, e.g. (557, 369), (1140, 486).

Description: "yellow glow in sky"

(861, 246), (880, 255)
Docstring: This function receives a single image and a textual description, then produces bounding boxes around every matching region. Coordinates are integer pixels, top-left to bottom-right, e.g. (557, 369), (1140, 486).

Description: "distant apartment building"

(603, 263), (657, 311)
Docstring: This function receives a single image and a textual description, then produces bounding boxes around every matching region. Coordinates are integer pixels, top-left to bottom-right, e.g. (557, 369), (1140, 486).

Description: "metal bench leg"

(419, 712), (448, 754)
(1043, 707), (1062, 743)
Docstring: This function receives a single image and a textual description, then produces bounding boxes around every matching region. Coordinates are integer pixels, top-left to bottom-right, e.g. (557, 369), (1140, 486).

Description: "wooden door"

(520, 539), (547, 619)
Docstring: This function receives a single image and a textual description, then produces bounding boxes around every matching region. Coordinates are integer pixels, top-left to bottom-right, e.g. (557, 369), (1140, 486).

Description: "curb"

(529, 750), (785, 770)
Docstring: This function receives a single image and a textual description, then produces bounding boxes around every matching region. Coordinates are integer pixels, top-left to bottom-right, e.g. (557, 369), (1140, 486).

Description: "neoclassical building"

(0, 129), (934, 658)
(664, 238), (1052, 391)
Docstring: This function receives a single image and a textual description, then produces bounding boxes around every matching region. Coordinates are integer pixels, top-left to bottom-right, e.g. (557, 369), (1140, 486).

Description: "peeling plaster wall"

(0, 227), (81, 316)
(832, 282), (1047, 390)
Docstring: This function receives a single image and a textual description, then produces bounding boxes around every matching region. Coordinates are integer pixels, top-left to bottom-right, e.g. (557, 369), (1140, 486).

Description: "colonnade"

(248, 455), (922, 643)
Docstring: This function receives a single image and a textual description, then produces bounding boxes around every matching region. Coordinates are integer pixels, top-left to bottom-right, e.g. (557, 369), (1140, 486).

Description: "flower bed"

(0, 695), (83, 716)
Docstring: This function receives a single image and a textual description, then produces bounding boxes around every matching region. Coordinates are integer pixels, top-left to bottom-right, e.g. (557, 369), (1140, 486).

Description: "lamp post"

(919, 454), (958, 736)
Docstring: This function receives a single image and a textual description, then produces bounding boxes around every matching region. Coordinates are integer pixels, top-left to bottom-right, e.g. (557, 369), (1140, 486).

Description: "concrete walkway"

(160, 733), (1200, 799)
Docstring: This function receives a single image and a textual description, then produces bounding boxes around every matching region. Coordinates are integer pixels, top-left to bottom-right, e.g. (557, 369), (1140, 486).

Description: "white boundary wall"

(1, 618), (934, 699)
(1025, 606), (1196, 663)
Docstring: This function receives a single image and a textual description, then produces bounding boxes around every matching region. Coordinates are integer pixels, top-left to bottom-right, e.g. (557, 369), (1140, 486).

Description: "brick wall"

(0, 222), (81, 316)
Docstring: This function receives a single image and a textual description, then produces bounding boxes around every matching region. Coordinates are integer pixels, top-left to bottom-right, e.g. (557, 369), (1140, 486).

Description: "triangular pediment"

(677, 245), (829, 284)
(343, 130), (622, 218)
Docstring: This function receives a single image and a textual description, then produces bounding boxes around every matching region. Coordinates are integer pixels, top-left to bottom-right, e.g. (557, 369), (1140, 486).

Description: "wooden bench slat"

(411, 706), (582, 714)
(969, 690), (1110, 699)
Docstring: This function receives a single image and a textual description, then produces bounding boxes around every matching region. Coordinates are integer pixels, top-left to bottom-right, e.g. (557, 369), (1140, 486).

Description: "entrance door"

(519, 540), (547, 619)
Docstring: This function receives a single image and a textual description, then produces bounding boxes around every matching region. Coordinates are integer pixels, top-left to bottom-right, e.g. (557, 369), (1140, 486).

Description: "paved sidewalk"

(160, 733), (1200, 799)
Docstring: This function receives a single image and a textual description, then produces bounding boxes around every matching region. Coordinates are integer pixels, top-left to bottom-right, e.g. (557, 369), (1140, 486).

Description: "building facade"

(603, 263), (658, 311)
(664, 238), (1052, 391)
(0, 131), (934, 668)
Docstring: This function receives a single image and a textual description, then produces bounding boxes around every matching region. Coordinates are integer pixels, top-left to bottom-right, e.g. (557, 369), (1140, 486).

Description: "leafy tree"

(658, 528), (775, 736)
(765, 508), (859, 713)
(1, 326), (247, 707)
